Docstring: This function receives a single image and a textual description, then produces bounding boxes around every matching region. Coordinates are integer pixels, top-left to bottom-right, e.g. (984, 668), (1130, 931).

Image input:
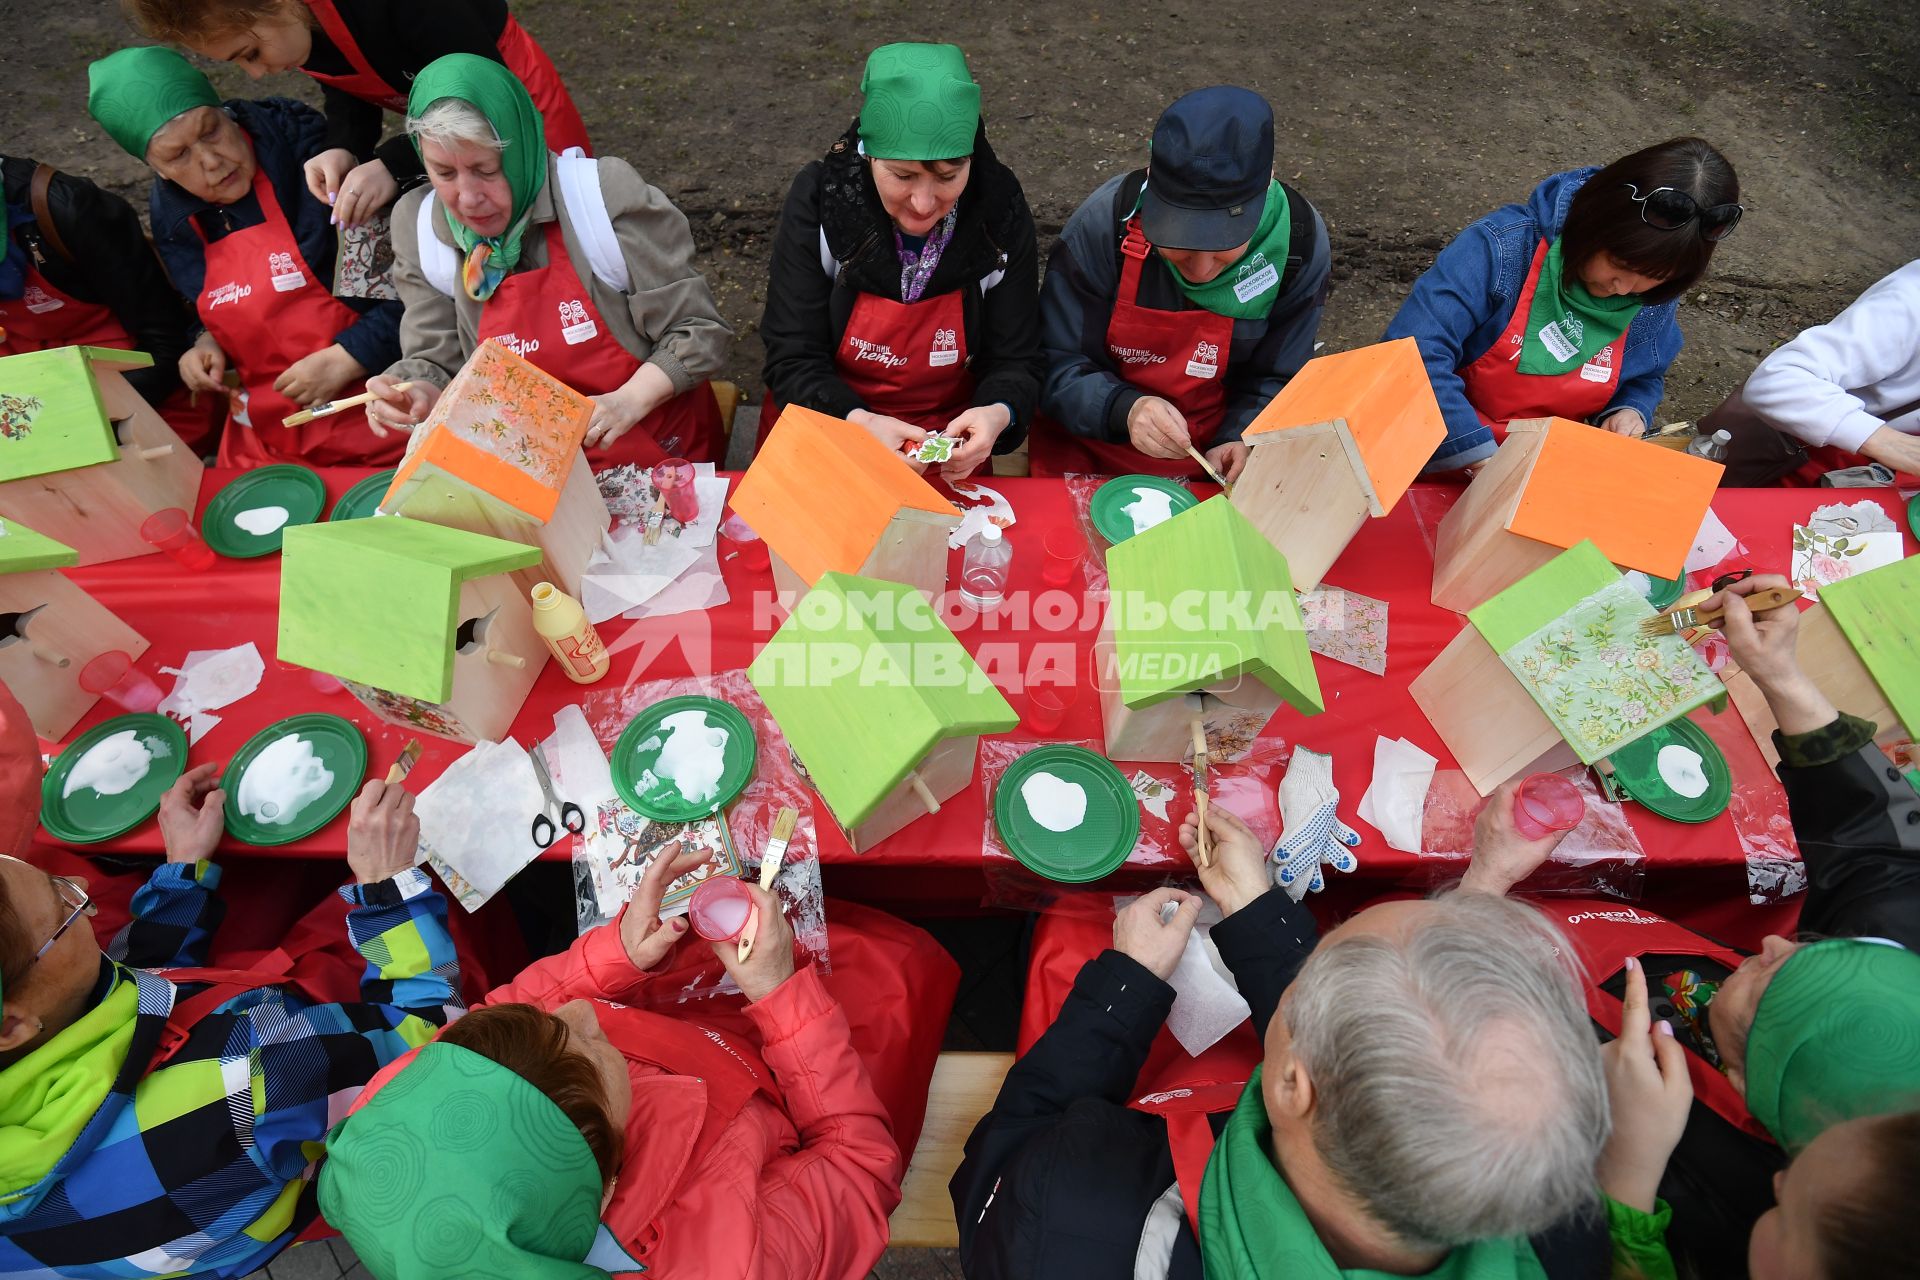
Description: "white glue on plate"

(1656, 744), (1710, 799)
(1122, 487), (1177, 535)
(638, 710), (730, 808)
(1021, 771), (1088, 833)
(237, 734), (335, 825)
(63, 729), (155, 798)
(234, 506), (290, 536)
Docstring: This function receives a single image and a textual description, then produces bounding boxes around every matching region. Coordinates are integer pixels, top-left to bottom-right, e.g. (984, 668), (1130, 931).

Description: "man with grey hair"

(950, 804), (1610, 1279)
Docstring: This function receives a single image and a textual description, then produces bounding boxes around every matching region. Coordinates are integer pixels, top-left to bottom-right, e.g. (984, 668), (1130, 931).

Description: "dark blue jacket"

(1384, 168), (1684, 472)
(148, 97), (400, 375)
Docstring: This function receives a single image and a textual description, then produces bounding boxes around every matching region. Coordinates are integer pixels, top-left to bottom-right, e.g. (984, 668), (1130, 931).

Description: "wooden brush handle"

(1699, 586), (1801, 625)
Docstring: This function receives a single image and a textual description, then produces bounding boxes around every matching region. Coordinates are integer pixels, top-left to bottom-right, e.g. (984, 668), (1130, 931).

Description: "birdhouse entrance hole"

(0, 604), (47, 650)
(455, 606), (501, 655)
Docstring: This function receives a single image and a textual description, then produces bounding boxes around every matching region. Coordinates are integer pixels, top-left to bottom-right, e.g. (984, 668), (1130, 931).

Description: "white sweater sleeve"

(1741, 259), (1920, 452)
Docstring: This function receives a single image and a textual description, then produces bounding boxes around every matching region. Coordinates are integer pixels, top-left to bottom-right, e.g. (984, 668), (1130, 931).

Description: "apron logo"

(494, 332), (542, 357)
(268, 251), (306, 293)
(929, 327), (960, 368)
(1580, 344), (1615, 384)
(848, 336), (909, 369)
(558, 298), (599, 346)
(21, 285), (63, 315)
(1565, 908), (1659, 926)
(1109, 344), (1167, 367)
(1539, 316), (1582, 363)
(205, 281), (254, 309)
(1185, 340), (1221, 380)
(1135, 1088), (1196, 1106)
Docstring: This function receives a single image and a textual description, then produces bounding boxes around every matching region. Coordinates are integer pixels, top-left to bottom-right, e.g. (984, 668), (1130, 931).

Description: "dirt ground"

(6, 0), (1917, 425)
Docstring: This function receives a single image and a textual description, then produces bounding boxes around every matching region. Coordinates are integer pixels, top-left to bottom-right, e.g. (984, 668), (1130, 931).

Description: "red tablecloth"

(34, 470), (1916, 912)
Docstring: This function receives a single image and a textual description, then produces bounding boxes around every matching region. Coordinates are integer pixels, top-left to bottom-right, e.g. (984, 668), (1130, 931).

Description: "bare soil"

(7, 0), (1917, 424)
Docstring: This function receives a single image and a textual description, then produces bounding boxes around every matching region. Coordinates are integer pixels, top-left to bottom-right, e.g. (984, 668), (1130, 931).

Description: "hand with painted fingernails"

(327, 158), (398, 229)
(619, 840), (709, 971)
(712, 883), (794, 1000)
(1596, 957), (1694, 1213)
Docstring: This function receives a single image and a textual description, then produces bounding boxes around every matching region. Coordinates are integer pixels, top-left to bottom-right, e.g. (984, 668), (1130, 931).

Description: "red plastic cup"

(78, 650), (164, 713)
(1041, 525), (1083, 588)
(651, 458), (699, 525)
(687, 876), (756, 942)
(1513, 773), (1586, 840)
(1024, 687), (1068, 735)
(140, 508), (216, 571)
(720, 514), (771, 572)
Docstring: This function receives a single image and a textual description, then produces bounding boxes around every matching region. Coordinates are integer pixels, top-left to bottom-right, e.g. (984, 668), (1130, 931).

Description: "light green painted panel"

(0, 347), (117, 481)
(1820, 554), (1920, 737)
(0, 516), (78, 574)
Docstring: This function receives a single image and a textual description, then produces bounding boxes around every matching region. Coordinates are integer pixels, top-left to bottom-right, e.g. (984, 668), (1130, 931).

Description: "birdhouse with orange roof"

(1231, 338), (1445, 591)
(729, 405), (962, 610)
(0, 346), (204, 566)
(1430, 417), (1723, 615)
(0, 515), (149, 738)
(378, 339), (609, 595)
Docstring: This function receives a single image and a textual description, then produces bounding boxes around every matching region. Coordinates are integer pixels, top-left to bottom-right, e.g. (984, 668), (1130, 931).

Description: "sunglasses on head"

(1623, 184), (1744, 242)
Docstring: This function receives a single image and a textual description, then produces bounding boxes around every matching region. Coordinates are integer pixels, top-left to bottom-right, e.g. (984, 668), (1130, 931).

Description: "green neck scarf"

(1162, 180), (1291, 320)
(0, 974), (137, 1202)
(407, 54), (549, 299)
(1517, 238), (1642, 375)
(1198, 1070), (1548, 1280)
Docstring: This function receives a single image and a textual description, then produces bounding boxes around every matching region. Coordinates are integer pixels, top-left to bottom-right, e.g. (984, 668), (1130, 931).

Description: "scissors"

(529, 745), (587, 849)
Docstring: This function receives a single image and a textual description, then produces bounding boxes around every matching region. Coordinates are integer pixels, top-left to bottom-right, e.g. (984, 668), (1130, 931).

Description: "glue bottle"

(1687, 429), (1732, 462)
(530, 582), (609, 684)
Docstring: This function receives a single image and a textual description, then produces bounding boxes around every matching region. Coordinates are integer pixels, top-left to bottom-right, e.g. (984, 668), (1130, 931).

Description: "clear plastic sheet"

(1688, 704), (1805, 904)
(1416, 765), (1648, 900)
(1063, 471), (1198, 599)
(579, 668), (830, 979)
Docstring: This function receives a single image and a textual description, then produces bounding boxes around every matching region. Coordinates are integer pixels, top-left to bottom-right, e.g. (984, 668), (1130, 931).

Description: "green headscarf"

(1198, 1070), (1549, 1279)
(319, 1042), (609, 1279)
(1516, 238), (1642, 375)
(1743, 938), (1920, 1153)
(1164, 180), (1292, 320)
(0, 974), (138, 1202)
(859, 43), (980, 161)
(86, 47), (222, 162)
(407, 53), (549, 299)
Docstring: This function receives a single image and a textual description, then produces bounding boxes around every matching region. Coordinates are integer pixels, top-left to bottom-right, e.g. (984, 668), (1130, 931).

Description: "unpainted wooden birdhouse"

(0, 346), (204, 565)
(0, 516), (148, 738)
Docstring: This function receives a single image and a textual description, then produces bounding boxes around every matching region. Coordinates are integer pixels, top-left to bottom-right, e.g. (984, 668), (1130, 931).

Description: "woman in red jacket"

(320, 845), (952, 1279)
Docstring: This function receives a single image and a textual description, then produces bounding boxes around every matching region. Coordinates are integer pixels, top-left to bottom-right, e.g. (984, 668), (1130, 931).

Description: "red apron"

(1552, 897), (1774, 1144)
(0, 265), (221, 453)
(1031, 217), (1233, 478)
(1459, 239), (1629, 445)
(193, 159), (402, 467)
(475, 221), (721, 468)
(302, 0), (590, 155)
(1780, 442), (1920, 488)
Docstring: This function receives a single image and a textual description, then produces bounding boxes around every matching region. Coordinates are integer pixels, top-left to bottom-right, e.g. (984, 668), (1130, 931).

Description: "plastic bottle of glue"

(530, 582), (609, 684)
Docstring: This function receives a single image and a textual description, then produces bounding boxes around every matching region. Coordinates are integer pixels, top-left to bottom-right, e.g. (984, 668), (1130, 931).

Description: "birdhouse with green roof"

(749, 572), (1017, 851)
(0, 515), (149, 738)
(0, 346), (204, 565)
(1096, 496), (1323, 762)
(278, 518), (545, 745)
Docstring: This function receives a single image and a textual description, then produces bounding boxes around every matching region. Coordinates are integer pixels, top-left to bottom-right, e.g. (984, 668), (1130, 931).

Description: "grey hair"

(404, 98), (508, 155)
(1281, 890), (1609, 1249)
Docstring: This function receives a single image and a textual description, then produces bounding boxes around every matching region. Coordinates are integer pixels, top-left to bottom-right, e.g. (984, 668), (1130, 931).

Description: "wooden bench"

(887, 1051), (1014, 1249)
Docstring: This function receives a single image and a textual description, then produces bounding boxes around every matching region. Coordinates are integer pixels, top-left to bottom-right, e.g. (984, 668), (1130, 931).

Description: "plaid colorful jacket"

(0, 861), (463, 1278)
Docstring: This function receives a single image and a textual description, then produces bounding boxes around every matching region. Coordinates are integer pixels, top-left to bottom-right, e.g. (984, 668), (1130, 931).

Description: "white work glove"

(1271, 747), (1361, 901)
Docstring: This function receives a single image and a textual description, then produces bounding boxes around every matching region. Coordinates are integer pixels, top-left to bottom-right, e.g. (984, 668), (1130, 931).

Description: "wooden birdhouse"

(379, 339), (609, 595)
(1430, 417), (1723, 615)
(729, 405), (961, 611)
(1723, 556), (1919, 769)
(0, 516), (148, 738)
(1096, 496), (1323, 763)
(749, 572), (1017, 851)
(0, 346), (204, 565)
(1231, 338), (1445, 591)
(1412, 540), (1726, 795)
(277, 519), (545, 745)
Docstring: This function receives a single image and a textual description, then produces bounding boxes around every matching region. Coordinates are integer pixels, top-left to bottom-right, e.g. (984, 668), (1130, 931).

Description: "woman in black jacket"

(760, 42), (1041, 482)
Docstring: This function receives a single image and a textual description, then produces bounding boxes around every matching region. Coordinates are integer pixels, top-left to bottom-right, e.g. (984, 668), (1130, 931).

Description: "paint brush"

(282, 382), (411, 429)
(1638, 586), (1801, 638)
(737, 806), (798, 962)
(1190, 717), (1212, 870)
(384, 738), (422, 784)
(1185, 445), (1233, 496)
(641, 491), (669, 546)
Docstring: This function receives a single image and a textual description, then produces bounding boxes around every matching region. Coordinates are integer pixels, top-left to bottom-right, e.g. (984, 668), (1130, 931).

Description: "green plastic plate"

(1605, 718), (1731, 824)
(221, 713), (366, 845)
(202, 464), (328, 557)
(1907, 492), (1918, 542)
(1642, 570), (1688, 612)
(994, 744), (1140, 883)
(41, 714), (189, 844)
(613, 696), (757, 822)
(329, 468), (399, 522)
(1090, 475), (1196, 547)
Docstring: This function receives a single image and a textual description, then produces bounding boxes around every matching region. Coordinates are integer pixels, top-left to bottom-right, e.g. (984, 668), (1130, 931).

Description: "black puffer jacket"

(760, 119), (1042, 446)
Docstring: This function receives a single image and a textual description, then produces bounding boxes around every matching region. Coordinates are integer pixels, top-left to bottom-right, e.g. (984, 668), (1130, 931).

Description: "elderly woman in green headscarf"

(367, 54), (730, 469)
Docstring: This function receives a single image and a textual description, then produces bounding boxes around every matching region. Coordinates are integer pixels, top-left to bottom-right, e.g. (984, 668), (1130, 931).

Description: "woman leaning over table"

(1386, 137), (1741, 474)
(367, 54), (731, 469)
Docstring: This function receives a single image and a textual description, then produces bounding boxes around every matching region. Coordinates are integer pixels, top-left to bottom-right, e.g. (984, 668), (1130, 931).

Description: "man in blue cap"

(1031, 86), (1329, 480)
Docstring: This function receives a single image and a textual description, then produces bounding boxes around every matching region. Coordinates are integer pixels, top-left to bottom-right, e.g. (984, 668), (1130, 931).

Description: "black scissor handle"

(560, 801), (587, 835)
(531, 812), (558, 850)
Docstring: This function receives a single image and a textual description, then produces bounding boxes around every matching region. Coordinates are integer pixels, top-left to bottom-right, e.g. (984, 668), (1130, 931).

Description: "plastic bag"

(1687, 704), (1804, 904)
(1416, 766), (1648, 900)
(1063, 471), (1198, 599)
